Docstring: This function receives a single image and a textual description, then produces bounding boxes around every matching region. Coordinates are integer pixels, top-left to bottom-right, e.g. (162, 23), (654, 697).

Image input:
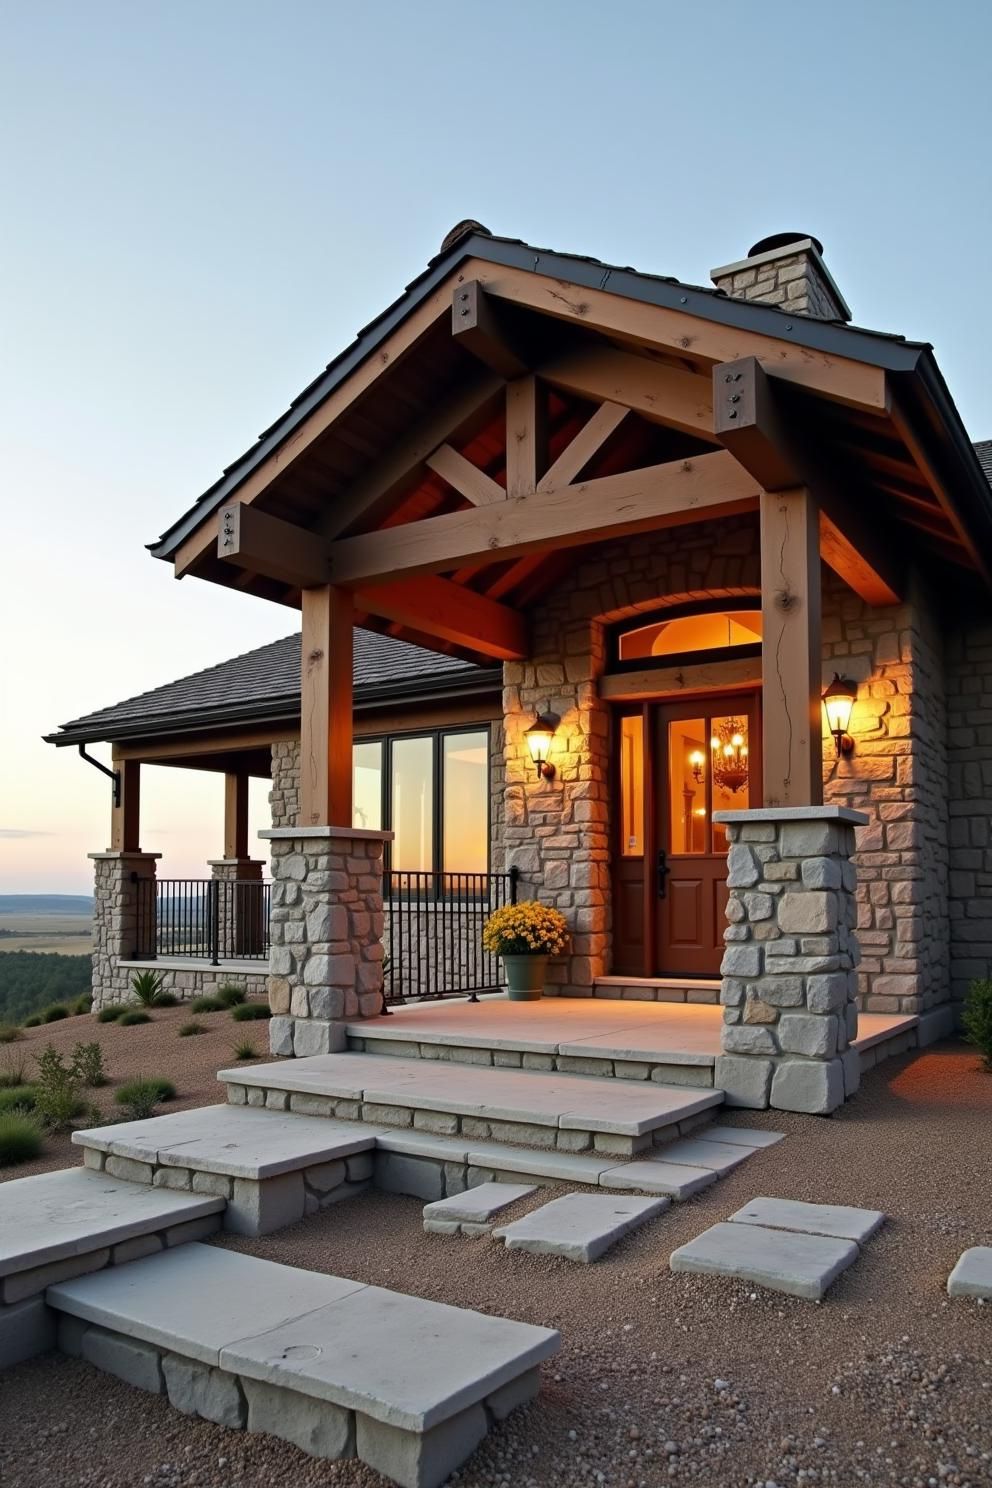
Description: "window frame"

(354, 723), (492, 879)
(608, 597), (763, 674)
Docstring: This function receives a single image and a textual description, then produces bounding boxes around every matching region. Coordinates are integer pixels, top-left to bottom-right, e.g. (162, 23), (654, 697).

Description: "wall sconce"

(822, 673), (857, 756)
(689, 750), (705, 783)
(525, 714), (557, 779)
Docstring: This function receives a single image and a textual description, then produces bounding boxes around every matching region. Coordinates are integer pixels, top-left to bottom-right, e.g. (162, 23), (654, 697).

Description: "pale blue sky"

(1, 0), (990, 892)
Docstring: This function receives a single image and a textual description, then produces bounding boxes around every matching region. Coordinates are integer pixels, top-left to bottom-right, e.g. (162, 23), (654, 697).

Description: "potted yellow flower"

(483, 901), (569, 1001)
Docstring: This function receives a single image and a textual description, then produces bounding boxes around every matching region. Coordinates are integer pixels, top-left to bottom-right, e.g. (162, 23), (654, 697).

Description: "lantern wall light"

(822, 673), (857, 756)
(525, 714), (557, 779)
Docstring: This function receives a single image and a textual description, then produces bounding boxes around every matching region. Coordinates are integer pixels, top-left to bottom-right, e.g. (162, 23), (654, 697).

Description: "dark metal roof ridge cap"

(148, 233), (929, 561)
(43, 664), (502, 748)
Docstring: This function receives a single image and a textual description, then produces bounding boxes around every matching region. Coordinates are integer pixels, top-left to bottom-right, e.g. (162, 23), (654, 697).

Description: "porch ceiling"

(151, 229), (992, 663)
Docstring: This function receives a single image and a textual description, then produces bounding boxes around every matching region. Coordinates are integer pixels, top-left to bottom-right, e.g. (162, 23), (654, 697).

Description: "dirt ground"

(0, 1038), (990, 1488)
(0, 1001), (267, 1178)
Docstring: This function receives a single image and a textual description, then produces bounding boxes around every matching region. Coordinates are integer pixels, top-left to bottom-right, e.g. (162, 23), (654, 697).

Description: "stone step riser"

(346, 1035), (714, 1088)
(227, 1079), (716, 1159)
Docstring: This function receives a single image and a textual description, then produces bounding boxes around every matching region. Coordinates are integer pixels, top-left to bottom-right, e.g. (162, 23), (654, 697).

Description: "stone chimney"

(711, 233), (851, 322)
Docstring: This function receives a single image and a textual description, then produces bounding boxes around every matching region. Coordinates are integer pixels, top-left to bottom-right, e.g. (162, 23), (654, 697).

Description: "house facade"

(48, 225), (992, 1113)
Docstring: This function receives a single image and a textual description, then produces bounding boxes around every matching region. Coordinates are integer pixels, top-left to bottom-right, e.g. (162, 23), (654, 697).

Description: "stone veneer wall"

(496, 518), (952, 1009)
(945, 615), (992, 1015)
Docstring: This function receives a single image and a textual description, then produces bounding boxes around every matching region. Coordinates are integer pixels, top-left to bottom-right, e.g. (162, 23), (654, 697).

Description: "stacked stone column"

(89, 851), (160, 1010)
(714, 807), (867, 1114)
(208, 858), (266, 959)
(261, 826), (390, 1058)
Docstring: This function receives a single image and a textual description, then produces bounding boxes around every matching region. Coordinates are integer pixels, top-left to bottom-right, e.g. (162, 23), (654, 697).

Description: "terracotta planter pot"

(501, 953), (547, 1001)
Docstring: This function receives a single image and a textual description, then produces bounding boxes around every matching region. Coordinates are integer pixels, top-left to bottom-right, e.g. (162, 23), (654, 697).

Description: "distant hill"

(0, 895), (93, 916)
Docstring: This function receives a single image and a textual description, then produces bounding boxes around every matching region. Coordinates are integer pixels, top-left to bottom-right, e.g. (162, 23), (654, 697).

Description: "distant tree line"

(0, 953), (92, 1023)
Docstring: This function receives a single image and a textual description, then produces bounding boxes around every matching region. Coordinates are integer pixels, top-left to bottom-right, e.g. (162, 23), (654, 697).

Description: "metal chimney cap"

(748, 232), (824, 258)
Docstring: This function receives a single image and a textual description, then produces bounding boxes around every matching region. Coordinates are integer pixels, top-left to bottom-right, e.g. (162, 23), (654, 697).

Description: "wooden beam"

(355, 577), (527, 660)
(327, 450), (760, 586)
(714, 357), (902, 607)
(470, 259), (889, 412)
(452, 280), (529, 380)
(539, 345), (713, 439)
(218, 503), (327, 588)
(109, 755), (141, 853)
(505, 375), (546, 497)
(760, 487), (822, 807)
(223, 771), (250, 860)
(323, 370), (503, 539)
(300, 586), (353, 828)
(600, 655), (761, 702)
(425, 444), (505, 506)
(538, 401), (629, 493)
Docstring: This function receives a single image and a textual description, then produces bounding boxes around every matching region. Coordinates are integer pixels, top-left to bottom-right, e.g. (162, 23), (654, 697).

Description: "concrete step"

(48, 1242), (560, 1488)
(0, 1167), (224, 1369)
(219, 1050), (724, 1157)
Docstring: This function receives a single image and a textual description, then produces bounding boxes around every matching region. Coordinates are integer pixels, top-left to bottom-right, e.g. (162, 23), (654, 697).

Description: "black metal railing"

(382, 867), (518, 1004)
(133, 876), (271, 964)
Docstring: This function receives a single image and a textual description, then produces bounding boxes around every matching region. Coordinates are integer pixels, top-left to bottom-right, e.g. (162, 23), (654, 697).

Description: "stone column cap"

(88, 851), (163, 861)
(206, 858), (267, 866)
(260, 826), (394, 842)
(713, 806), (868, 826)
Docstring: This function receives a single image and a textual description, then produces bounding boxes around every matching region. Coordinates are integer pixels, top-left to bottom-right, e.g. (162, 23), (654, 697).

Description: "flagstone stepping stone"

(599, 1159), (718, 1199)
(493, 1193), (669, 1262)
(697, 1126), (785, 1149)
(947, 1246), (992, 1298)
(423, 1183), (536, 1235)
(728, 1196), (885, 1244)
(670, 1221), (859, 1299)
(653, 1137), (754, 1175)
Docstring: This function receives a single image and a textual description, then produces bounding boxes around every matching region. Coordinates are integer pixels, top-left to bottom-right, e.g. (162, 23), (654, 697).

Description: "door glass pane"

(710, 711), (751, 851)
(442, 731), (488, 873)
(669, 718), (707, 855)
(391, 736), (434, 873)
(352, 741), (383, 831)
(619, 715), (644, 856)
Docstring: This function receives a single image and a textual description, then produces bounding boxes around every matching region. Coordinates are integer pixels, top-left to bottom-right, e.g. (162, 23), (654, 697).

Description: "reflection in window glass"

(352, 741), (382, 832)
(619, 609), (762, 662)
(710, 712), (750, 852)
(619, 715), (644, 856)
(391, 736), (433, 873)
(442, 731), (488, 873)
(668, 718), (707, 855)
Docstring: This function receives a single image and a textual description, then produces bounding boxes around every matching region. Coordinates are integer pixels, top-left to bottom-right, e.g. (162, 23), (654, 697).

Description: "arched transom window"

(614, 604), (762, 665)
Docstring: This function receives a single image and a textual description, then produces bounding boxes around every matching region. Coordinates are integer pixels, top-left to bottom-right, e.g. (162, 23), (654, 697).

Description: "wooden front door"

(612, 693), (761, 979)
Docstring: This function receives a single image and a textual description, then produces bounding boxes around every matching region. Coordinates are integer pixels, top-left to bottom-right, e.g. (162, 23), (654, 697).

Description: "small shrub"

(130, 970), (165, 1008)
(231, 1002), (271, 1022)
(152, 991), (179, 1008)
(97, 1005), (126, 1023)
(72, 993), (93, 1015)
(23, 1016), (42, 1028)
(0, 1113), (43, 1166)
(114, 1076), (175, 1120)
(72, 1041), (107, 1088)
(178, 1020), (206, 1037)
(231, 1037), (259, 1061)
(0, 1085), (38, 1114)
(0, 1024), (23, 1044)
(41, 1004), (70, 1023)
(0, 1054), (28, 1088)
(963, 977), (992, 1071)
(216, 984), (246, 1007)
(190, 996), (224, 1014)
(118, 1010), (152, 1027)
(33, 1045), (86, 1132)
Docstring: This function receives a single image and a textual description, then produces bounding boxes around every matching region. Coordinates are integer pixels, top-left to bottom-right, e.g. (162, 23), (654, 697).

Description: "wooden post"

(300, 585), (354, 827)
(223, 771), (250, 860)
(505, 375), (546, 498)
(759, 487), (823, 807)
(109, 756), (141, 852)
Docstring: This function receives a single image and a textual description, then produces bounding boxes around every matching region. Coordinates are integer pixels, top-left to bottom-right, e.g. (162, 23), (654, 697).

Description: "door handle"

(656, 850), (669, 900)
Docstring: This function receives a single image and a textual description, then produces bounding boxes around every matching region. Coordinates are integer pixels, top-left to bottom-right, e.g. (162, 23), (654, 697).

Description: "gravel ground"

(0, 1002), (267, 1180)
(1, 1040), (990, 1488)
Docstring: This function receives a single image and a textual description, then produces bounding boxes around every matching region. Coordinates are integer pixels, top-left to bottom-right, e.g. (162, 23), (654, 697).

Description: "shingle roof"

(975, 439), (992, 486)
(46, 629), (494, 746)
(149, 229), (935, 562)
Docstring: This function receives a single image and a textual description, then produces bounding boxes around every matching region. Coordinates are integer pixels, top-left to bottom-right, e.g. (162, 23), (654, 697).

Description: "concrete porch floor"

(347, 997), (917, 1068)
